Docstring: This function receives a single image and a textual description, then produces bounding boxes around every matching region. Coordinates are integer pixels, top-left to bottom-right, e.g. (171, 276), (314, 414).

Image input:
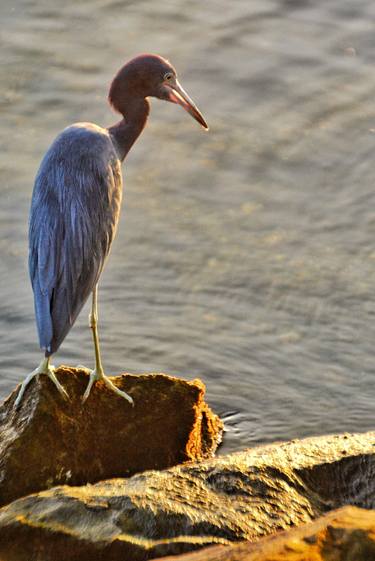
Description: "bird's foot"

(15, 359), (69, 408)
(82, 368), (134, 405)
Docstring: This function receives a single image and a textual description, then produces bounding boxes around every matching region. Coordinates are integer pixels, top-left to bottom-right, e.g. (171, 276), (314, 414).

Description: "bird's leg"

(15, 355), (69, 408)
(90, 284), (105, 377)
(82, 285), (133, 405)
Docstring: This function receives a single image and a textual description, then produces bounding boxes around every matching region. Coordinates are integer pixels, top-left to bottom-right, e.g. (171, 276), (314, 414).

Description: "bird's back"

(29, 123), (123, 355)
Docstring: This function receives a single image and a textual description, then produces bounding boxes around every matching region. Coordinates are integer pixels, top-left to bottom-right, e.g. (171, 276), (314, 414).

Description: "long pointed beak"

(165, 79), (209, 131)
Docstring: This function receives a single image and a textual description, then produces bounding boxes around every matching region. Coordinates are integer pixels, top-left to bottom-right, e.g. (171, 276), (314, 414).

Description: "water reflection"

(1, 0), (375, 452)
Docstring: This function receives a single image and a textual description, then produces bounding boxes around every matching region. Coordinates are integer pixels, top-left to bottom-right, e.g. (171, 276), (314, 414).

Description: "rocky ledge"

(0, 367), (223, 507)
(0, 430), (374, 560)
(152, 505), (375, 561)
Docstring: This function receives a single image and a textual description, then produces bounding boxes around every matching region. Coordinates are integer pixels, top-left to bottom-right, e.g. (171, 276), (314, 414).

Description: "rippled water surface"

(1, 0), (375, 453)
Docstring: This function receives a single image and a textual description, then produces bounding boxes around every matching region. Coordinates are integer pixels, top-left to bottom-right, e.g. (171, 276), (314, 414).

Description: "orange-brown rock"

(0, 431), (374, 561)
(152, 506), (375, 561)
(0, 367), (222, 507)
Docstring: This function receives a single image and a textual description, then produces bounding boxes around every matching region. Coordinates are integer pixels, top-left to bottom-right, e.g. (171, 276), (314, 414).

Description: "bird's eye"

(164, 72), (173, 81)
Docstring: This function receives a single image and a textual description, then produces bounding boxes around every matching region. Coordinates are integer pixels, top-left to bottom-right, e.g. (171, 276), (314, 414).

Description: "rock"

(0, 367), (222, 507)
(0, 431), (374, 560)
(151, 505), (375, 561)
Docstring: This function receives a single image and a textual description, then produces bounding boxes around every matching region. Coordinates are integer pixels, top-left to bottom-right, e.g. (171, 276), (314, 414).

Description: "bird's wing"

(29, 125), (122, 354)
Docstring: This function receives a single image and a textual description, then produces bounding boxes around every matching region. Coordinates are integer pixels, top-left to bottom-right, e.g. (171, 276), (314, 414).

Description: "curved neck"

(108, 97), (150, 161)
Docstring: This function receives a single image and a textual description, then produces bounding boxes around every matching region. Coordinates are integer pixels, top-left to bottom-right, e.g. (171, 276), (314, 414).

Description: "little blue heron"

(15, 54), (208, 407)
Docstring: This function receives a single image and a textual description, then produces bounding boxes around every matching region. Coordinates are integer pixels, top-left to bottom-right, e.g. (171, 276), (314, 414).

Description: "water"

(1, 0), (375, 453)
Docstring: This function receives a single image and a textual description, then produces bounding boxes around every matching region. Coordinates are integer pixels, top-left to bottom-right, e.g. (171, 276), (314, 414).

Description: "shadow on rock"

(152, 505), (375, 561)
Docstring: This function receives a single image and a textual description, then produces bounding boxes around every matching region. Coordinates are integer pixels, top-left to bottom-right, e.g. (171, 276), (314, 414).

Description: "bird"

(15, 54), (208, 408)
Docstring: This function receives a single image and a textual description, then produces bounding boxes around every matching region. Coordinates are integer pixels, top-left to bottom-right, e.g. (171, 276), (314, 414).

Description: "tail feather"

(33, 276), (53, 353)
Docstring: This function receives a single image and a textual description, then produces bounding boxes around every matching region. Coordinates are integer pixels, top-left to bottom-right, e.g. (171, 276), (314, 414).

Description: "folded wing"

(29, 124), (122, 355)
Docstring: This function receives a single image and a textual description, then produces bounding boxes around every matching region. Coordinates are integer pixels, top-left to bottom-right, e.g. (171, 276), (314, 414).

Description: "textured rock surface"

(152, 506), (375, 561)
(0, 431), (374, 560)
(0, 367), (222, 507)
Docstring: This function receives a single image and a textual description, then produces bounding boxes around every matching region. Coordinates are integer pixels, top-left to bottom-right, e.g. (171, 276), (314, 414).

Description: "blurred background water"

(1, 0), (375, 453)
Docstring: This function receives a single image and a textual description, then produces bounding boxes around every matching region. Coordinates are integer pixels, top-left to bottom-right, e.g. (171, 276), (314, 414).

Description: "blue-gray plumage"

(15, 53), (208, 407)
(29, 124), (122, 355)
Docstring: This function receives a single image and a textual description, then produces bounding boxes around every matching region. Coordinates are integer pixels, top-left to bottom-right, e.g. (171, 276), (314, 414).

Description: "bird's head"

(109, 54), (208, 130)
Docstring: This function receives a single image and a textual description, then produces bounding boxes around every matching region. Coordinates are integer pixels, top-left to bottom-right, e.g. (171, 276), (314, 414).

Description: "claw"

(15, 358), (69, 408)
(82, 369), (134, 405)
(82, 370), (96, 403)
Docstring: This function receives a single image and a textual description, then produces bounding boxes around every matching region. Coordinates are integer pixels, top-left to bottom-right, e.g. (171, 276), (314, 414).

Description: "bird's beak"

(164, 79), (209, 131)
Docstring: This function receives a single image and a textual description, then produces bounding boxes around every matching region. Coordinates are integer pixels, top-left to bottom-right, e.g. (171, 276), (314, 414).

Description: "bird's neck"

(108, 97), (150, 161)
